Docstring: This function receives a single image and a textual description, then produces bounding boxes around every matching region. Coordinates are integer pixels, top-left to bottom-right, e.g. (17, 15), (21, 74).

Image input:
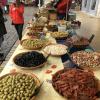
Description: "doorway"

(82, 0), (89, 11)
(82, 0), (99, 16)
(88, 0), (99, 15)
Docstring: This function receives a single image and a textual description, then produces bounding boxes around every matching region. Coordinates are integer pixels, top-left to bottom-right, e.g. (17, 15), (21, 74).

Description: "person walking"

(0, 3), (7, 59)
(9, 0), (24, 42)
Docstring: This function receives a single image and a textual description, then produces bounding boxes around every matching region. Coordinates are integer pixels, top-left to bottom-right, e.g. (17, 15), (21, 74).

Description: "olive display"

(0, 73), (39, 100)
(14, 51), (46, 67)
(21, 39), (44, 50)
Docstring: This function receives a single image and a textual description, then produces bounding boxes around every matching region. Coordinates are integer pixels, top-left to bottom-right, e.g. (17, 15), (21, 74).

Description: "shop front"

(81, 0), (100, 17)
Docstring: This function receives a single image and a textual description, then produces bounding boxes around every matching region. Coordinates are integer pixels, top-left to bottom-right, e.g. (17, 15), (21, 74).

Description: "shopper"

(0, 4), (7, 52)
(54, 0), (72, 20)
(9, 0), (24, 42)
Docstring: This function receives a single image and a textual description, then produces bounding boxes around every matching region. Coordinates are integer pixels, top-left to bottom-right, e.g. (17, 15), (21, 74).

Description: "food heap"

(27, 13), (48, 33)
(71, 51), (100, 69)
(52, 68), (98, 100)
(21, 39), (45, 50)
(73, 37), (89, 48)
(27, 20), (44, 33)
(30, 24), (44, 32)
(38, 7), (49, 18)
(14, 51), (46, 68)
(64, 35), (89, 48)
(49, 31), (69, 39)
(27, 31), (42, 38)
(0, 73), (40, 100)
(43, 44), (68, 56)
(27, 26), (43, 34)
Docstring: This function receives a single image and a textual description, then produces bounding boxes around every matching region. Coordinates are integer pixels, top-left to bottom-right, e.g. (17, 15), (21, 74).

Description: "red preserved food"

(52, 68), (98, 100)
(10, 69), (16, 73)
(51, 65), (57, 69)
(45, 70), (52, 74)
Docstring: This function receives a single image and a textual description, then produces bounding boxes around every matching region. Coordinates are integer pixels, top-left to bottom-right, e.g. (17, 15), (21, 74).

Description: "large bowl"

(73, 37), (90, 49)
(50, 31), (69, 40)
(26, 31), (42, 39)
(13, 51), (47, 70)
(0, 72), (41, 100)
(52, 68), (100, 100)
(20, 39), (44, 50)
(71, 51), (100, 71)
(42, 44), (68, 56)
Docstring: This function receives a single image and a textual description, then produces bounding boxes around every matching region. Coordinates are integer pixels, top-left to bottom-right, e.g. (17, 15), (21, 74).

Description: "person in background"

(54, 0), (72, 20)
(9, 0), (24, 42)
(0, 2), (7, 60)
(35, 0), (44, 7)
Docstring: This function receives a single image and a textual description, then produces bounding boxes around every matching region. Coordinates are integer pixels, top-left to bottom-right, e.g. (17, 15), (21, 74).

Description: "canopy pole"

(38, 0), (41, 9)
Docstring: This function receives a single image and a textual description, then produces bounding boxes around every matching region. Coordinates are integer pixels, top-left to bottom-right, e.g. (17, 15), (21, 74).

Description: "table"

(0, 28), (66, 100)
(1, 25), (100, 100)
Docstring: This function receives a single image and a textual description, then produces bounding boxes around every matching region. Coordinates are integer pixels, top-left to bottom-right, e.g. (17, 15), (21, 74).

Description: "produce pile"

(71, 51), (100, 68)
(43, 44), (68, 56)
(21, 39), (44, 50)
(27, 31), (42, 38)
(14, 51), (46, 67)
(30, 21), (44, 30)
(27, 26), (43, 33)
(49, 31), (69, 39)
(0, 73), (40, 100)
(73, 37), (89, 47)
(52, 68), (98, 100)
(64, 36), (89, 48)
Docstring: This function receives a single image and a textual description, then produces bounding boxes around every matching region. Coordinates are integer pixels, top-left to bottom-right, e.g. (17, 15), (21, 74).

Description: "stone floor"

(0, 10), (100, 71)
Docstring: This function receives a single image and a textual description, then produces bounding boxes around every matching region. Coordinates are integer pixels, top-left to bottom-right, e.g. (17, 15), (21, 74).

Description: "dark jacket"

(0, 7), (7, 37)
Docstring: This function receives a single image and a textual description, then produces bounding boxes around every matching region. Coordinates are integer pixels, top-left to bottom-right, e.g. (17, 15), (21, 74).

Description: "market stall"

(0, 26), (66, 100)
(0, 6), (100, 100)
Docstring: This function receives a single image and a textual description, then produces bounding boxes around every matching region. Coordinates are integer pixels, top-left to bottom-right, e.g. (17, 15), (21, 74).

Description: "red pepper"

(51, 65), (57, 69)
(10, 69), (16, 73)
(45, 70), (52, 74)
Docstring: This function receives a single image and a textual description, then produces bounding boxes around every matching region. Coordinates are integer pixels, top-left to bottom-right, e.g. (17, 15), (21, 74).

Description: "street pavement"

(0, 6), (38, 65)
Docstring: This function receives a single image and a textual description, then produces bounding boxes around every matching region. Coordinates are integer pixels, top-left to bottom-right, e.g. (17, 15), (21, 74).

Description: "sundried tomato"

(51, 65), (57, 69)
(45, 70), (52, 74)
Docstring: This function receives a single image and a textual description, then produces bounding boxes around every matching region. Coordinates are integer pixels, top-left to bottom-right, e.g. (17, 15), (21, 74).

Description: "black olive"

(14, 51), (46, 67)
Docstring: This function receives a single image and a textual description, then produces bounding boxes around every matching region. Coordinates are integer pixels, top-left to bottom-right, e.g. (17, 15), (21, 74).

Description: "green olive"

(0, 74), (37, 99)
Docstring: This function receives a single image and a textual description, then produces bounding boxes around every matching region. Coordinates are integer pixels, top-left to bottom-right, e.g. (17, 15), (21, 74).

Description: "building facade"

(81, 0), (100, 17)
